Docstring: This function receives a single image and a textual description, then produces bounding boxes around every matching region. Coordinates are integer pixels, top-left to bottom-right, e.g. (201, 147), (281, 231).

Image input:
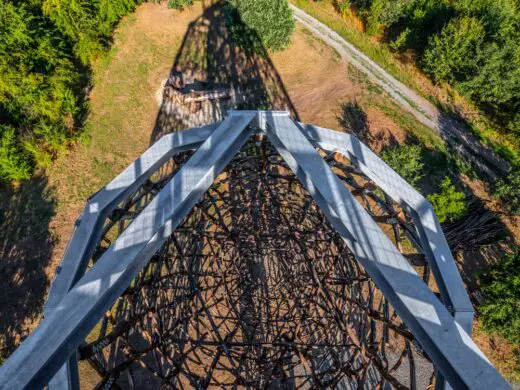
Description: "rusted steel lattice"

(0, 112), (509, 390)
(80, 139), (434, 389)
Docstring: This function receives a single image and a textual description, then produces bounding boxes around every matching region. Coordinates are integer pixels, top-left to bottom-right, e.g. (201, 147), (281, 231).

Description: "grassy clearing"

(49, 5), (186, 212)
(291, 0), (418, 91)
(290, 0), (518, 165)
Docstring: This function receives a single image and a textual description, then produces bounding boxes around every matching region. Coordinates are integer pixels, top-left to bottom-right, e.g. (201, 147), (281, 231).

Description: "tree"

(427, 177), (467, 223)
(229, 0), (295, 51)
(0, 125), (32, 181)
(0, 0), (139, 182)
(494, 169), (520, 216)
(422, 16), (485, 84)
(478, 249), (520, 345)
(0, 0), (79, 176)
(381, 144), (425, 188)
(458, 42), (520, 133)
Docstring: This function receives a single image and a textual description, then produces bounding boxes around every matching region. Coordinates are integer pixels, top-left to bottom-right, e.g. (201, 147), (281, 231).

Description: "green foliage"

(0, 126), (32, 181)
(494, 169), (520, 216)
(0, 0), (78, 177)
(0, 0), (138, 182)
(367, 0), (452, 48)
(333, 0), (520, 139)
(381, 144), (424, 188)
(167, 0), (193, 10)
(336, 1), (350, 15)
(389, 27), (411, 52)
(427, 177), (467, 223)
(42, 0), (137, 64)
(478, 249), (520, 345)
(229, 0), (295, 51)
(423, 16), (485, 83)
(458, 41), (520, 134)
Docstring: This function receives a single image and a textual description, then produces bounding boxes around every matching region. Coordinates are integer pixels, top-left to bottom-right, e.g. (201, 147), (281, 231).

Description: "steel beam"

(0, 113), (255, 389)
(45, 122), (220, 390)
(296, 121), (474, 332)
(265, 113), (508, 390)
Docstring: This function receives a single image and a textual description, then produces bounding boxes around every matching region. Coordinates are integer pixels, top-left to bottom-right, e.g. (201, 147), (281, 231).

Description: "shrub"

(167, 0), (193, 10)
(336, 1), (351, 16)
(381, 144), (424, 188)
(0, 126), (32, 181)
(427, 177), (467, 223)
(422, 16), (485, 83)
(478, 249), (520, 345)
(494, 169), (520, 216)
(229, 0), (295, 51)
(390, 27), (411, 52)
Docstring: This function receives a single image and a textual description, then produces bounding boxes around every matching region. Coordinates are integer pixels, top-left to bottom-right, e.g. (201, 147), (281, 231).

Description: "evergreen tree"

(0, 0), (139, 181)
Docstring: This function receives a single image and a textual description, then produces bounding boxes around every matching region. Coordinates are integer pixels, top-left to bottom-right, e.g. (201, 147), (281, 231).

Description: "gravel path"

(291, 5), (509, 179)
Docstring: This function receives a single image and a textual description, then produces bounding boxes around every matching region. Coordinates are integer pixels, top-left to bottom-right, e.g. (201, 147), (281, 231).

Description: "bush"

(168, 0), (193, 10)
(381, 144), (424, 188)
(229, 0), (295, 51)
(494, 169), (520, 216)
(427, 177), (467, 223)
(478, 249), (520, 345)
(0, 126), (32, 181)
(422, 16), (485, 84)
(0, 0), (139, 182)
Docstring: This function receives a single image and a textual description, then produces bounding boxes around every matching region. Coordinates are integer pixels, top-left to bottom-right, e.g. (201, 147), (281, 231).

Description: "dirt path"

(290, 4), (509, 180)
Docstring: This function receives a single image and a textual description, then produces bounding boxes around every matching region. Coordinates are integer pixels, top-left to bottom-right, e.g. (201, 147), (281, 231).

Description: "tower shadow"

(150, 0), (299, 144)
(0, 176), (56, 361)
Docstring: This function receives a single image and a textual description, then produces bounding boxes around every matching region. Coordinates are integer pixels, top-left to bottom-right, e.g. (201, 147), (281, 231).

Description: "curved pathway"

(291, 4), (509, 179)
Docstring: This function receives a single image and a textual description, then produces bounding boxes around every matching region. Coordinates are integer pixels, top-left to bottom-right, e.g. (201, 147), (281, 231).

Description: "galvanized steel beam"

(265, 113), (508, 390)
(0, 111), (509, 390)
(45, 122), (220, 390)
(0, 113), (255, 389)
(295, 121), (474, 332)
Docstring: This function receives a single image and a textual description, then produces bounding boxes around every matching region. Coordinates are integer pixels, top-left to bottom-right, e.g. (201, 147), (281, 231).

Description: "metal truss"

(0, 111), (510, 389)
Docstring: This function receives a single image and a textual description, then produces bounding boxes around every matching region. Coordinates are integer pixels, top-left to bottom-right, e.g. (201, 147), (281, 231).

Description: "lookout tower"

(0, 111), (510, 389)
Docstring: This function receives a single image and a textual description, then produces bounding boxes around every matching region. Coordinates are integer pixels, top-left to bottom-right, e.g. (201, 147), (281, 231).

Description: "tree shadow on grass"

(0, 175), (56, 360)
(337, 101), (370, 144)
(151, 0), (299, 143)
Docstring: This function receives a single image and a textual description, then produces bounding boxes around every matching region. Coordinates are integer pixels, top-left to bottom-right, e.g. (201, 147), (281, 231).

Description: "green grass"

(374, 100), (447, 152)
